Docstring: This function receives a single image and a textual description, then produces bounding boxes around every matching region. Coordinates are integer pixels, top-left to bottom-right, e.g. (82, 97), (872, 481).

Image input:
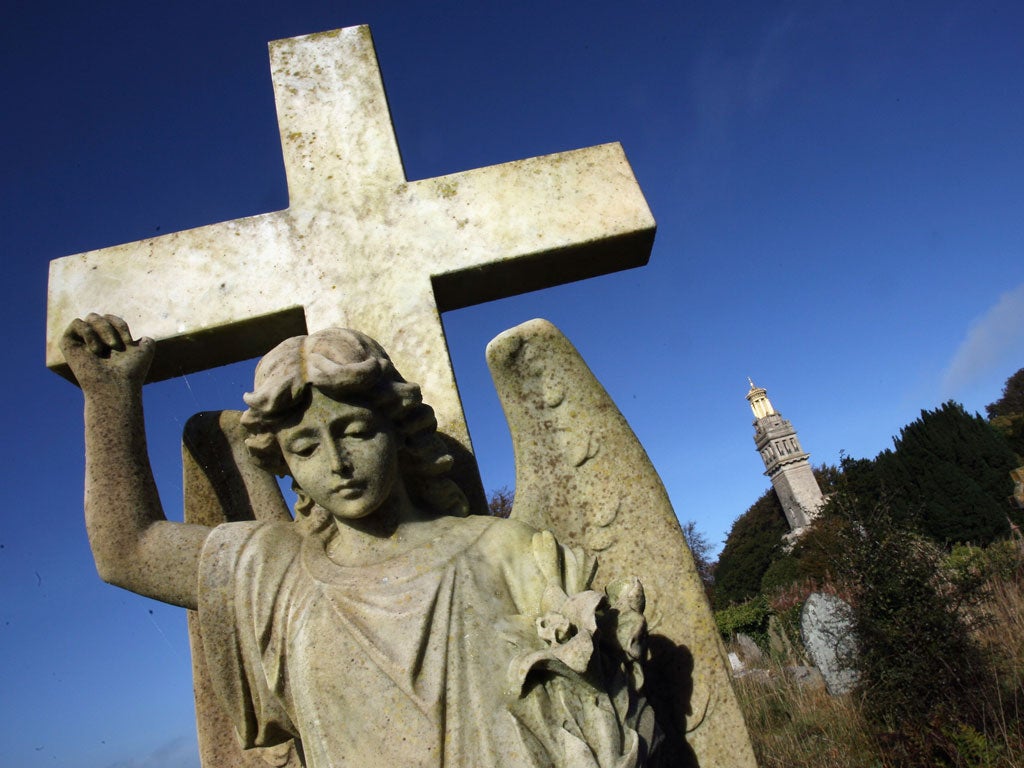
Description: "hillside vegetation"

(713, 367), (1024, 766)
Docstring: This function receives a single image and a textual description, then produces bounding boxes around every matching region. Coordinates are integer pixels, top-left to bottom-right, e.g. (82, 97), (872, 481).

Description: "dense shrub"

(720, 381), (1024, 766)
(809, 491), (997, 764)
(759, 554), (800, 595)
(947, 539), (1023, 587)
(714, 596), (771, 649)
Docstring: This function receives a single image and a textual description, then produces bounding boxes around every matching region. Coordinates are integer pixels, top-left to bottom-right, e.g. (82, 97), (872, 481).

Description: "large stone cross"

(46, 26), (655, 476)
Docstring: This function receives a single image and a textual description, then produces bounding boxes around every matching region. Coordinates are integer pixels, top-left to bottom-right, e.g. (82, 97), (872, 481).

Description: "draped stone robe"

(198, 514), (650, 768)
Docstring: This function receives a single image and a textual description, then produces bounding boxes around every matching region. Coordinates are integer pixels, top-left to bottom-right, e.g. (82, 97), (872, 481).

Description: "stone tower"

(746, 380), (823, 533)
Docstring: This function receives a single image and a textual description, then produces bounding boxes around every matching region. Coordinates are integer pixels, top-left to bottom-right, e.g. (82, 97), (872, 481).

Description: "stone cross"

(46, 26), (656, 478)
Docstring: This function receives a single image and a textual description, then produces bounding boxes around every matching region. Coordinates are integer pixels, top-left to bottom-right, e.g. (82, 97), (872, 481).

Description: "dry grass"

(967, 574), (1024, 766)
(733, 665), (879, 767)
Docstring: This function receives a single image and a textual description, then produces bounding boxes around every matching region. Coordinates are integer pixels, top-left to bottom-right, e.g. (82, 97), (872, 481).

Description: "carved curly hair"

(239, 329), (469, 535)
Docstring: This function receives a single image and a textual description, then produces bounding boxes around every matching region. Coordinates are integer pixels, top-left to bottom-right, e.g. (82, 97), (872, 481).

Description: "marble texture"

(487, 319), (757, 768)
(63, 309), (758, 767)
(64, 314), (661, 768)
(51, 24), (756, 768)
(46, 25), (655, 479)
(176, 319), (761, 768)
(182, 411), (300, 768)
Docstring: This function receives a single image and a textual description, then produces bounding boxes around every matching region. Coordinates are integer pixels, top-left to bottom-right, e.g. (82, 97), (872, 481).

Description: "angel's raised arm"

(62, 314), (211, 609)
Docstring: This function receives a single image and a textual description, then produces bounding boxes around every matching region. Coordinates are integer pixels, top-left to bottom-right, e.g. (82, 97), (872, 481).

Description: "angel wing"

(487, 319), (756, 768)
(182, 411), (302, 768)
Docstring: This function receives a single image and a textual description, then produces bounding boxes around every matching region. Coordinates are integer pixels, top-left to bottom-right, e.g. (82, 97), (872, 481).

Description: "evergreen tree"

(712, 489), (788, 607)
(883, 401), (1018, 543)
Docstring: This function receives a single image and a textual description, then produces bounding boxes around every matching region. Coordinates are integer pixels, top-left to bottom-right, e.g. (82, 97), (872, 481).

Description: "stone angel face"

(274, 390), (401, 522)
(238, 327), (470, 530)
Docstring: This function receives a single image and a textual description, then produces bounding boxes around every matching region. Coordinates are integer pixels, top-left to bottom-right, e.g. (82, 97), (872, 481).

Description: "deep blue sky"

(3, 2), (1024, 766)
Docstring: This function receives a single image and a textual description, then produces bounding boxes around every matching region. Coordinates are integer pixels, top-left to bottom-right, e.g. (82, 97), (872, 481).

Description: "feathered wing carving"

(486, 319), (756, 768)
(182, 411), (302, 768)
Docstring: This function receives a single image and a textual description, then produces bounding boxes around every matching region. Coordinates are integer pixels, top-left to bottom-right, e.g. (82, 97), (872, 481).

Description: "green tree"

(987, 367), (1024, 460)
(989, 413), (1024, 461)
(712, 489), (788, 607)
(881, 401), (1018, 543)
(986, 367), (1024, 419)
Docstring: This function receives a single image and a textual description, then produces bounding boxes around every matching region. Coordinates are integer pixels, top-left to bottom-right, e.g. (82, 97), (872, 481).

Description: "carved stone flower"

(507, 583), (605, 694)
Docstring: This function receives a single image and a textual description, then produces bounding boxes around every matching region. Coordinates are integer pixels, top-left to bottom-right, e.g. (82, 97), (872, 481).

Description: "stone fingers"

(61, 314), (155, 390)
(64, 313), (127, 357)
(100, 314), (132, 351)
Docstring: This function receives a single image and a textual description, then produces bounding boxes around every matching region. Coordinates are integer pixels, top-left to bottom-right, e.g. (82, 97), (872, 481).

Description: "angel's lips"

(331, 481), (367, 499)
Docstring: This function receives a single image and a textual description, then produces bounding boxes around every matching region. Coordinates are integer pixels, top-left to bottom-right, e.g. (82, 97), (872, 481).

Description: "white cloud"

(942, 283), (1024, 397)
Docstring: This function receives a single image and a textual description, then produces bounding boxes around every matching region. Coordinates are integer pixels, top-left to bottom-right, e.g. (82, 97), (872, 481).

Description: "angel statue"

(63, 313), (675, 768)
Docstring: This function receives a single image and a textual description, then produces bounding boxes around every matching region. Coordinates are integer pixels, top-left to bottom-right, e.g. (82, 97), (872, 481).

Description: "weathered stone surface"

(52, 24), (758, 768)
(64, 316), (660, 767)
(50, 32), (655, 760)
(768, 613), (803, 663)
(785, 665), (826, 690)
(182, 411), (301, 767)
(46, 25), (655, 474)
(734, 633), (764, 666)
(746, 382), (824, 532)
(801, 593), (860, 695)
(487, 319), (757, 768)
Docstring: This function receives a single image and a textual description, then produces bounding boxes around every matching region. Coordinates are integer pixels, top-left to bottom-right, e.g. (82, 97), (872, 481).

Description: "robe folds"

(198, 514), (655, 768)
